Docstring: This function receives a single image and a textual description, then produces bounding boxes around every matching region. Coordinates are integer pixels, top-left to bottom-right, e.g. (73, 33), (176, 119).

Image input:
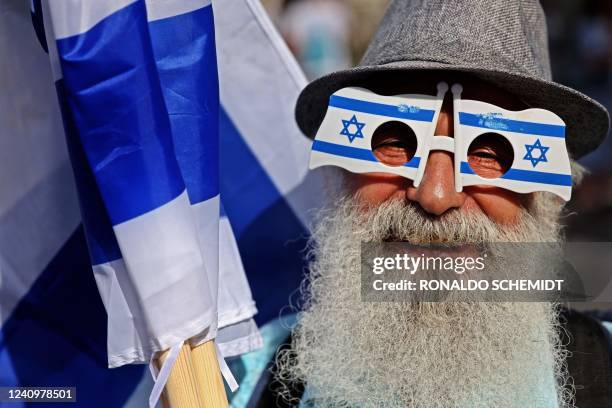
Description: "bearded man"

(228, 0), (611, 407)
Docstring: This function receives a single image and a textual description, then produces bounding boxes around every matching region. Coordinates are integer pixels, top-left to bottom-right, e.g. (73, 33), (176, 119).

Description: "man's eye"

(467, 133), (514, 178)
(373, 140), (415, 166)
(371, 121), (418, 167)
(468, 151), (504, 173)
(375, 139), (409, 150)
(471, 149), (497, 159)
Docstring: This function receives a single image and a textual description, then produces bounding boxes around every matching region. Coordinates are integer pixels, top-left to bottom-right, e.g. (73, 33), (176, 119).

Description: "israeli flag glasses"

(309, 83), (573, 201)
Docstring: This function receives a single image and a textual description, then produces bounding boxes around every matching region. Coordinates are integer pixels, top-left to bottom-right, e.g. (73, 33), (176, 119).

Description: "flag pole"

(156, 344), (203, 407)
(157, 341), (228, 408)
(191, 341), (229, 407)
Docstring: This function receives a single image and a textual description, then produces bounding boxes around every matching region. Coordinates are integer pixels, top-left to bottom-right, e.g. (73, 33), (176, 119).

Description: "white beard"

(277, 193), (574, 408)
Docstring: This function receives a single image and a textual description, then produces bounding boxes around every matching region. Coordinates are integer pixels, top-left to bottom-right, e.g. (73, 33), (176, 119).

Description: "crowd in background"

(262, 0), (612, 241)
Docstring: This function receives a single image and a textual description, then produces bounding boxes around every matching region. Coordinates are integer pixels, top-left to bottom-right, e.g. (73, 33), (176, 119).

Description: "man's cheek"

(352, 173), (409, 206)
(467, 187), (527, 225)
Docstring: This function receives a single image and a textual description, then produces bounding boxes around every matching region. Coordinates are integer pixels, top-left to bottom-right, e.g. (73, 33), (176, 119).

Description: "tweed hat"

(295, 0), (609, 159)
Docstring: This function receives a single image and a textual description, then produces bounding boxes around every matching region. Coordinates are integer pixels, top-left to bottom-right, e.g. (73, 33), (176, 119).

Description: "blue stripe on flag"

(0, 226), (144, 407)
(329, 95), (436, 122)
(220, 107), (287, 236)
(460, 162), (572, 186)
(312, 140), (421, 168)
(56, 81), (122, 266)
(220, 108), (308, 323)
(55, 0), (184, 225)
(458, 112), (565, 137)
(149, 4), (219, 205)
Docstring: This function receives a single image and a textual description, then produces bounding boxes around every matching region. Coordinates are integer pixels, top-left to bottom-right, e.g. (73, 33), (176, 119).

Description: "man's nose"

(405, 93), (465, 215)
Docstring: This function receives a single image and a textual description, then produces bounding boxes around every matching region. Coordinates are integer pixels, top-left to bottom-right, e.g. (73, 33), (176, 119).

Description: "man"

(229, 0), (611, 406)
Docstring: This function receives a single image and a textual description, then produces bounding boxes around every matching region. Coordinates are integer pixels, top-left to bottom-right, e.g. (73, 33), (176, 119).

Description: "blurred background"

(262, 0), (612, 242)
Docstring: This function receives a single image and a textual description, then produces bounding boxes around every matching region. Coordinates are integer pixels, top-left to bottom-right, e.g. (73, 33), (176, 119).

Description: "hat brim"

(295, 61), (610, 159)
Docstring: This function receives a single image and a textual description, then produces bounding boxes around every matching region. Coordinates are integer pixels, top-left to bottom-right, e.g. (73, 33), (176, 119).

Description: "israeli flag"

(310, 86), (444, 181)
(310, 84), (572, 201)
(41, 0), (261, 376)
(1, 0), (317, 406)
(2, 1), (150, 406)
(455, 98), (572, 200)
(214, 0), (322, 324)
(146, 0), (262, 361)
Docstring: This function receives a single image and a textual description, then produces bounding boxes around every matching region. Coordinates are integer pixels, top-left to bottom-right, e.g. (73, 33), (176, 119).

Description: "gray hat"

(295, 0), (609, 158)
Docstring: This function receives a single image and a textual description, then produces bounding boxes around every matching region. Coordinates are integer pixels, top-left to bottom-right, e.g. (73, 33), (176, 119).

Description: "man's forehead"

(357, 71), (527, 110)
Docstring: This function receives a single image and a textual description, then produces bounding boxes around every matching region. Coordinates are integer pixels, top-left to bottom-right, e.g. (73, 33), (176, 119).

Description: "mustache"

(313, 194), (560, 246)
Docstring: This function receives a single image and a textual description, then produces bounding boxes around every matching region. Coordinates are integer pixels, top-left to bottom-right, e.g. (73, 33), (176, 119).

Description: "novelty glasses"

(310, 83), (572, 200)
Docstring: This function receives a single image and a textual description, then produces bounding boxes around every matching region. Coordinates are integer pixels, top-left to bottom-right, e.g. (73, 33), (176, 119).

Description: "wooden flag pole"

(191, 341), (229, 407)
(157, 344), (203, 408)
(157, 340), (228, 408)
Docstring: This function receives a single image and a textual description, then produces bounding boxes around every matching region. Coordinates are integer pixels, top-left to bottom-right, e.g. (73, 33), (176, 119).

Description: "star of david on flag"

(524, 139), (550, 167)
(340, 114), (365, 143)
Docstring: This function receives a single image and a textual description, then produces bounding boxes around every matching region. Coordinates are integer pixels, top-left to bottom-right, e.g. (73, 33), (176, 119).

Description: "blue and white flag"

(309, 86), (445, 181)
(146, 0), (262, 359)
(454, 97), (572, 200)
(1, 1), (149, 407)
(214, 0), (323, 324)
(309, 83), (572, 201)
(1, 0), (317, 405)
(41, 0), (258, 377)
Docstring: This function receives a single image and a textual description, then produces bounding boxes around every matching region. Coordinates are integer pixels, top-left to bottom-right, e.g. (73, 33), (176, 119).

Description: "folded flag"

(146, 0), (262, 358)
(39, 0), (260, 403)
(1, 1), (147, 406)
(1, 0), (315, 405)
(214, 0), (324, 324)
